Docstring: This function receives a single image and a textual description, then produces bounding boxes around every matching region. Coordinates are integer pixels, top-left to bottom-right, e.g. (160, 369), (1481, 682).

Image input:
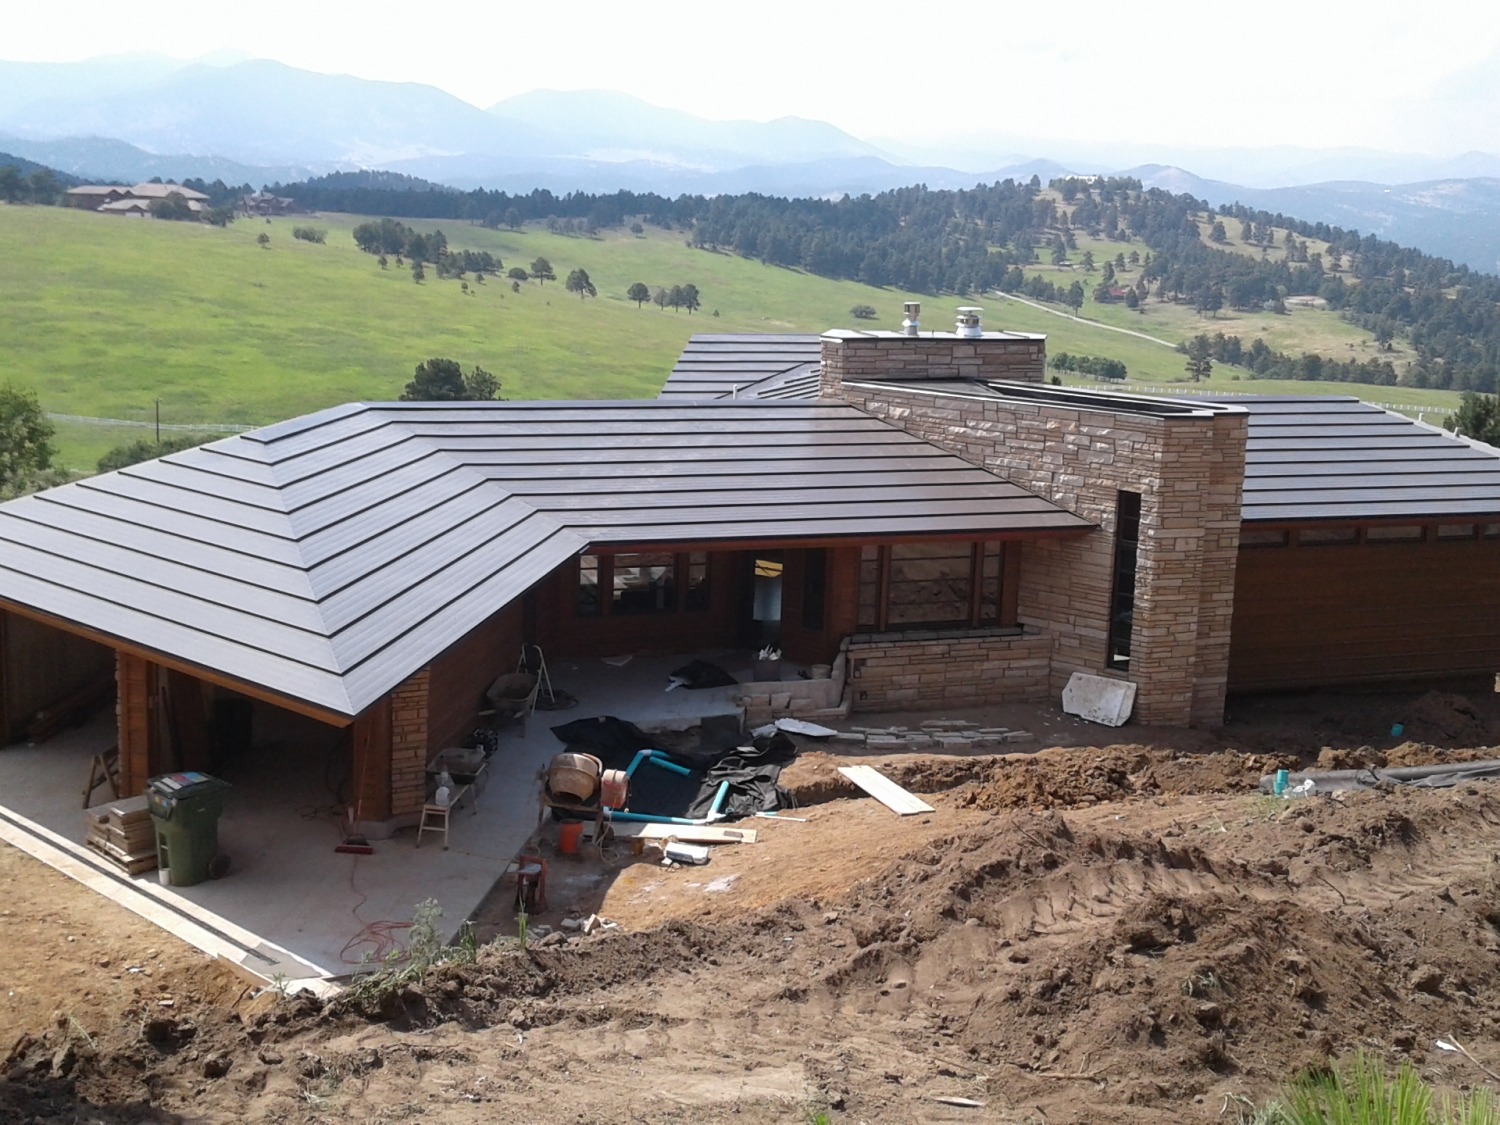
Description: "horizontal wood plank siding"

(1228, 535), (1500, 691)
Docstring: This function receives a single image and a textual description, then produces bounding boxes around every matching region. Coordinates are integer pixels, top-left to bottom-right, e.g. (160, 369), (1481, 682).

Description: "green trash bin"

(147, 772), (232, 887)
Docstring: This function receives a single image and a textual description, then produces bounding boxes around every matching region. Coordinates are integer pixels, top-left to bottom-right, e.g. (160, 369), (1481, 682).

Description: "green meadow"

(0, 204), (1463, 472)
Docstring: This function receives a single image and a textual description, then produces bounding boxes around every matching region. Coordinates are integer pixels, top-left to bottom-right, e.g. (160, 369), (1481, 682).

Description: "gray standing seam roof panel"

(0, 398), (1089, 718)
(1202, 396), (1500, 523)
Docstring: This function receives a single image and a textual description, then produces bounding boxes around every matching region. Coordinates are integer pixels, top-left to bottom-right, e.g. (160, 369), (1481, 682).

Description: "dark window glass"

(577, 554), (600, 616)
(1298, 527), (1358, 546)
(1437, 524), (1476, 540)
(612, 552), (676, 614)
(1106, 491), (1141, 672)
(685, 552), (710, 611)
(978, 542), (1001, 621)
(1240, 529), (1289, 547)
(802, 549), (827, 630)
(1365, 525), (1423, 543)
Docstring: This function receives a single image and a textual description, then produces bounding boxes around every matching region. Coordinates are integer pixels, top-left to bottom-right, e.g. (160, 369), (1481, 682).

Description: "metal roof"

(1209, 396), (1500, 523)
(746, 372), (1500, 523)
(0, 399), (1089, 719)
(659, 334), (821, 400)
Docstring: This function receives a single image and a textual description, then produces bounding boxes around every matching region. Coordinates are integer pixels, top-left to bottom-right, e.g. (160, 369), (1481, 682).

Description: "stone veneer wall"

(820, 330), (1045, 394)
(847, 628), (1052, 711)
(833, 374), (1247, 727)
(390, 669), (430, 818)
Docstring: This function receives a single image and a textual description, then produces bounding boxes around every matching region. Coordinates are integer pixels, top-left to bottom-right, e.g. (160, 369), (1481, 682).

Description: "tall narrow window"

(802, 549), (827, 630)
(577, 554), (601, 616)
(685, 552), (711, 611)
(1106, 491), (1141, 672)
(612, 552), (676, 614)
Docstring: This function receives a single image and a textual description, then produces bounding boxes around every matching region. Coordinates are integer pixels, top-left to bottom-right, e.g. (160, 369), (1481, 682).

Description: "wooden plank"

(838, 765), (934, 815)
(611, 823), (758, 844)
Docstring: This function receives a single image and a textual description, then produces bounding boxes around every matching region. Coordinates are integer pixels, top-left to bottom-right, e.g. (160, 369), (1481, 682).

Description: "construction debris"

(1061, 672), (1137, 727)
(837, 765), (935, 816)
(83, 796), (157, 876)
(818, 722), (1032, 749)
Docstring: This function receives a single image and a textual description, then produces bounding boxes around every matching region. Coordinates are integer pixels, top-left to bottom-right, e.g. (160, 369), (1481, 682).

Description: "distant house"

(240, 190), (301, 216)
(65, 182), (209, 217)
(63, 185), (126, 209)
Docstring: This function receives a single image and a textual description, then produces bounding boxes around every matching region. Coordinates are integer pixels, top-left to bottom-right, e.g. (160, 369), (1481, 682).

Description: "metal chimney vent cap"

(902, 301), (921, 336)
(955, 306), (983, 338)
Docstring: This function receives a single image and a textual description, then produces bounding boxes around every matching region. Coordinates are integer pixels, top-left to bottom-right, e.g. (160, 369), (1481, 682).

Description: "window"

(978, 542), (1002, 622)
(1106, 491), (1141, 672)
(802, 549), (827, 631)
(611, 552), (676, 613)
(1437, 524), (1476, 540)
(1366, 525), (1423, 543)
(684, 552), (710, 611)
(1297, 527), (1358, 546)
(577, 554), (600, 616)
(886, 543), (972, 627)
(1240, 528), (1289, 547)
(1484, 524), (1500, 540)
(857, 546), (880, 628)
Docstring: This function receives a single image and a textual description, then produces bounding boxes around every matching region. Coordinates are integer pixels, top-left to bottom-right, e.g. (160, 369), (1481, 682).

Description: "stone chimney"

(819, 306), (1046, 398)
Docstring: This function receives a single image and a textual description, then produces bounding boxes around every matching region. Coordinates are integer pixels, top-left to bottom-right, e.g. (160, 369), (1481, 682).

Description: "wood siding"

(428, 602), (524, 754)
(1228, 530), (1500, 691)
(0, 609), (115, 742)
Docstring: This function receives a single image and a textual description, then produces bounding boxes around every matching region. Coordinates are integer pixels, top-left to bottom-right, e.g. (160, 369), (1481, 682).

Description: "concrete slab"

(0, 649), (773, 977)
(1061, 672), (1137, 727)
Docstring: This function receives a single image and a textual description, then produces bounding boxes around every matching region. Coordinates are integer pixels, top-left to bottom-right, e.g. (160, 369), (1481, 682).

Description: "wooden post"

(876, 546), (891, 632)
(116, 651), (155, 796)
(350, 696), (393, 823)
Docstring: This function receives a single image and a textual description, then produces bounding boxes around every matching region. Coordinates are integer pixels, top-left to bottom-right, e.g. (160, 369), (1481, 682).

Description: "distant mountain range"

(7, 53), (1500, 271)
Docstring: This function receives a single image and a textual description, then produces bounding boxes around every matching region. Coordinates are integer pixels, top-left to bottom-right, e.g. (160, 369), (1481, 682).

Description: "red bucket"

(558, 821), (583, 855)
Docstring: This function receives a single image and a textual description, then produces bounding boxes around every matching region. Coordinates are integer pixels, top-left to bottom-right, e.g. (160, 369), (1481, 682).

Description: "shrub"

(97, 434), (206, 473)
(292, 226), (326, 244)
(1258, 1051), (1498, 1125)
(850, 304), (878, 320)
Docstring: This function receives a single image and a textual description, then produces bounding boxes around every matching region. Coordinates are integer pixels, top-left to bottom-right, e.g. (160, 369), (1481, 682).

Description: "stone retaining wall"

(846, 627), (1052, 711)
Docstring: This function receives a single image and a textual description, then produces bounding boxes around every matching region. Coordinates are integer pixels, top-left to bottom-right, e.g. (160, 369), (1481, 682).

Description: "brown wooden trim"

(0, 598), (352, 727)
(876, 546), (891, 632)
(586, 528), (1092, 554)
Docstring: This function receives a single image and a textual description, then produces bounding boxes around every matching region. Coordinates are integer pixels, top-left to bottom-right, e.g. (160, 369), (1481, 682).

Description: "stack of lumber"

(84, 795), (157, 875)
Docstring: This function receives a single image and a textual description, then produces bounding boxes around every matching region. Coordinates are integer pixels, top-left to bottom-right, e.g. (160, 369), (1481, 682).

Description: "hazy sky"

(8, 0), (1500, 154)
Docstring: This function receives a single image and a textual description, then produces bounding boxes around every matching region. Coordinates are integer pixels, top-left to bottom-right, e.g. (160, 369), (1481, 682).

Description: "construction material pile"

(83, 794), (156, 876)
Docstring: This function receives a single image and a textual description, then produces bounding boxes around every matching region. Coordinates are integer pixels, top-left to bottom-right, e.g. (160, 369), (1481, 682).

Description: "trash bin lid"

(147, 771), (231, 803)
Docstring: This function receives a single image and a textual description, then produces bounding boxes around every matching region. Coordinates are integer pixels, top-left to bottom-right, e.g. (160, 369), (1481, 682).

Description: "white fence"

(47, 413), (256, 434)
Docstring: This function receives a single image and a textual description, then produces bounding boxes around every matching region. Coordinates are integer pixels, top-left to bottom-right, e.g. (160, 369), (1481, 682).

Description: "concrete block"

(1061, 672), (1137, 727)
(771, 692), (792, 711)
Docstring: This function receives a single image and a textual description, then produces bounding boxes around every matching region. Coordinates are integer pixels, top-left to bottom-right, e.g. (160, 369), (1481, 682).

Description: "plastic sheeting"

(1258, 758), (1500, 796)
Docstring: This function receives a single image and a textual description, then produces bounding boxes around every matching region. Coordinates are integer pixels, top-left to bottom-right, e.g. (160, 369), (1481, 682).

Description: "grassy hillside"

(0, 205), (1464, 472)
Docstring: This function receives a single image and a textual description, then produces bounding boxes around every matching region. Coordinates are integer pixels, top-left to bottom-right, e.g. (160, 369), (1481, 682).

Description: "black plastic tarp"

(550, 716), (798, 820)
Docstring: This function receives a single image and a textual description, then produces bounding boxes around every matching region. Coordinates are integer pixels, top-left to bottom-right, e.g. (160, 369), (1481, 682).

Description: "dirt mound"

(14, 774), (1500, 1122)
(1403, 691), (1493, 745)
(955, 746), (1296, 810)
(1313, 740), (1500, 770)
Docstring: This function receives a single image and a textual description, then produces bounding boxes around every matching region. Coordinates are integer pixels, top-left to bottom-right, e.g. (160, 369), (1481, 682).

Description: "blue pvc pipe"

(604, 809), (703, 826)
(625, 749), (652, 778)
(709, 780), (730, 818)
(646, 754), (693, 777)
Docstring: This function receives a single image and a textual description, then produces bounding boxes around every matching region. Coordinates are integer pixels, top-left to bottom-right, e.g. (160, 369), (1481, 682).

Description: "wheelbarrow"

(483, 671), (540, 736)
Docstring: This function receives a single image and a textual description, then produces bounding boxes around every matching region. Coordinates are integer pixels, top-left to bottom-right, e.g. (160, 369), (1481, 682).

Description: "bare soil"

(7, 689), (1500, 1123)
